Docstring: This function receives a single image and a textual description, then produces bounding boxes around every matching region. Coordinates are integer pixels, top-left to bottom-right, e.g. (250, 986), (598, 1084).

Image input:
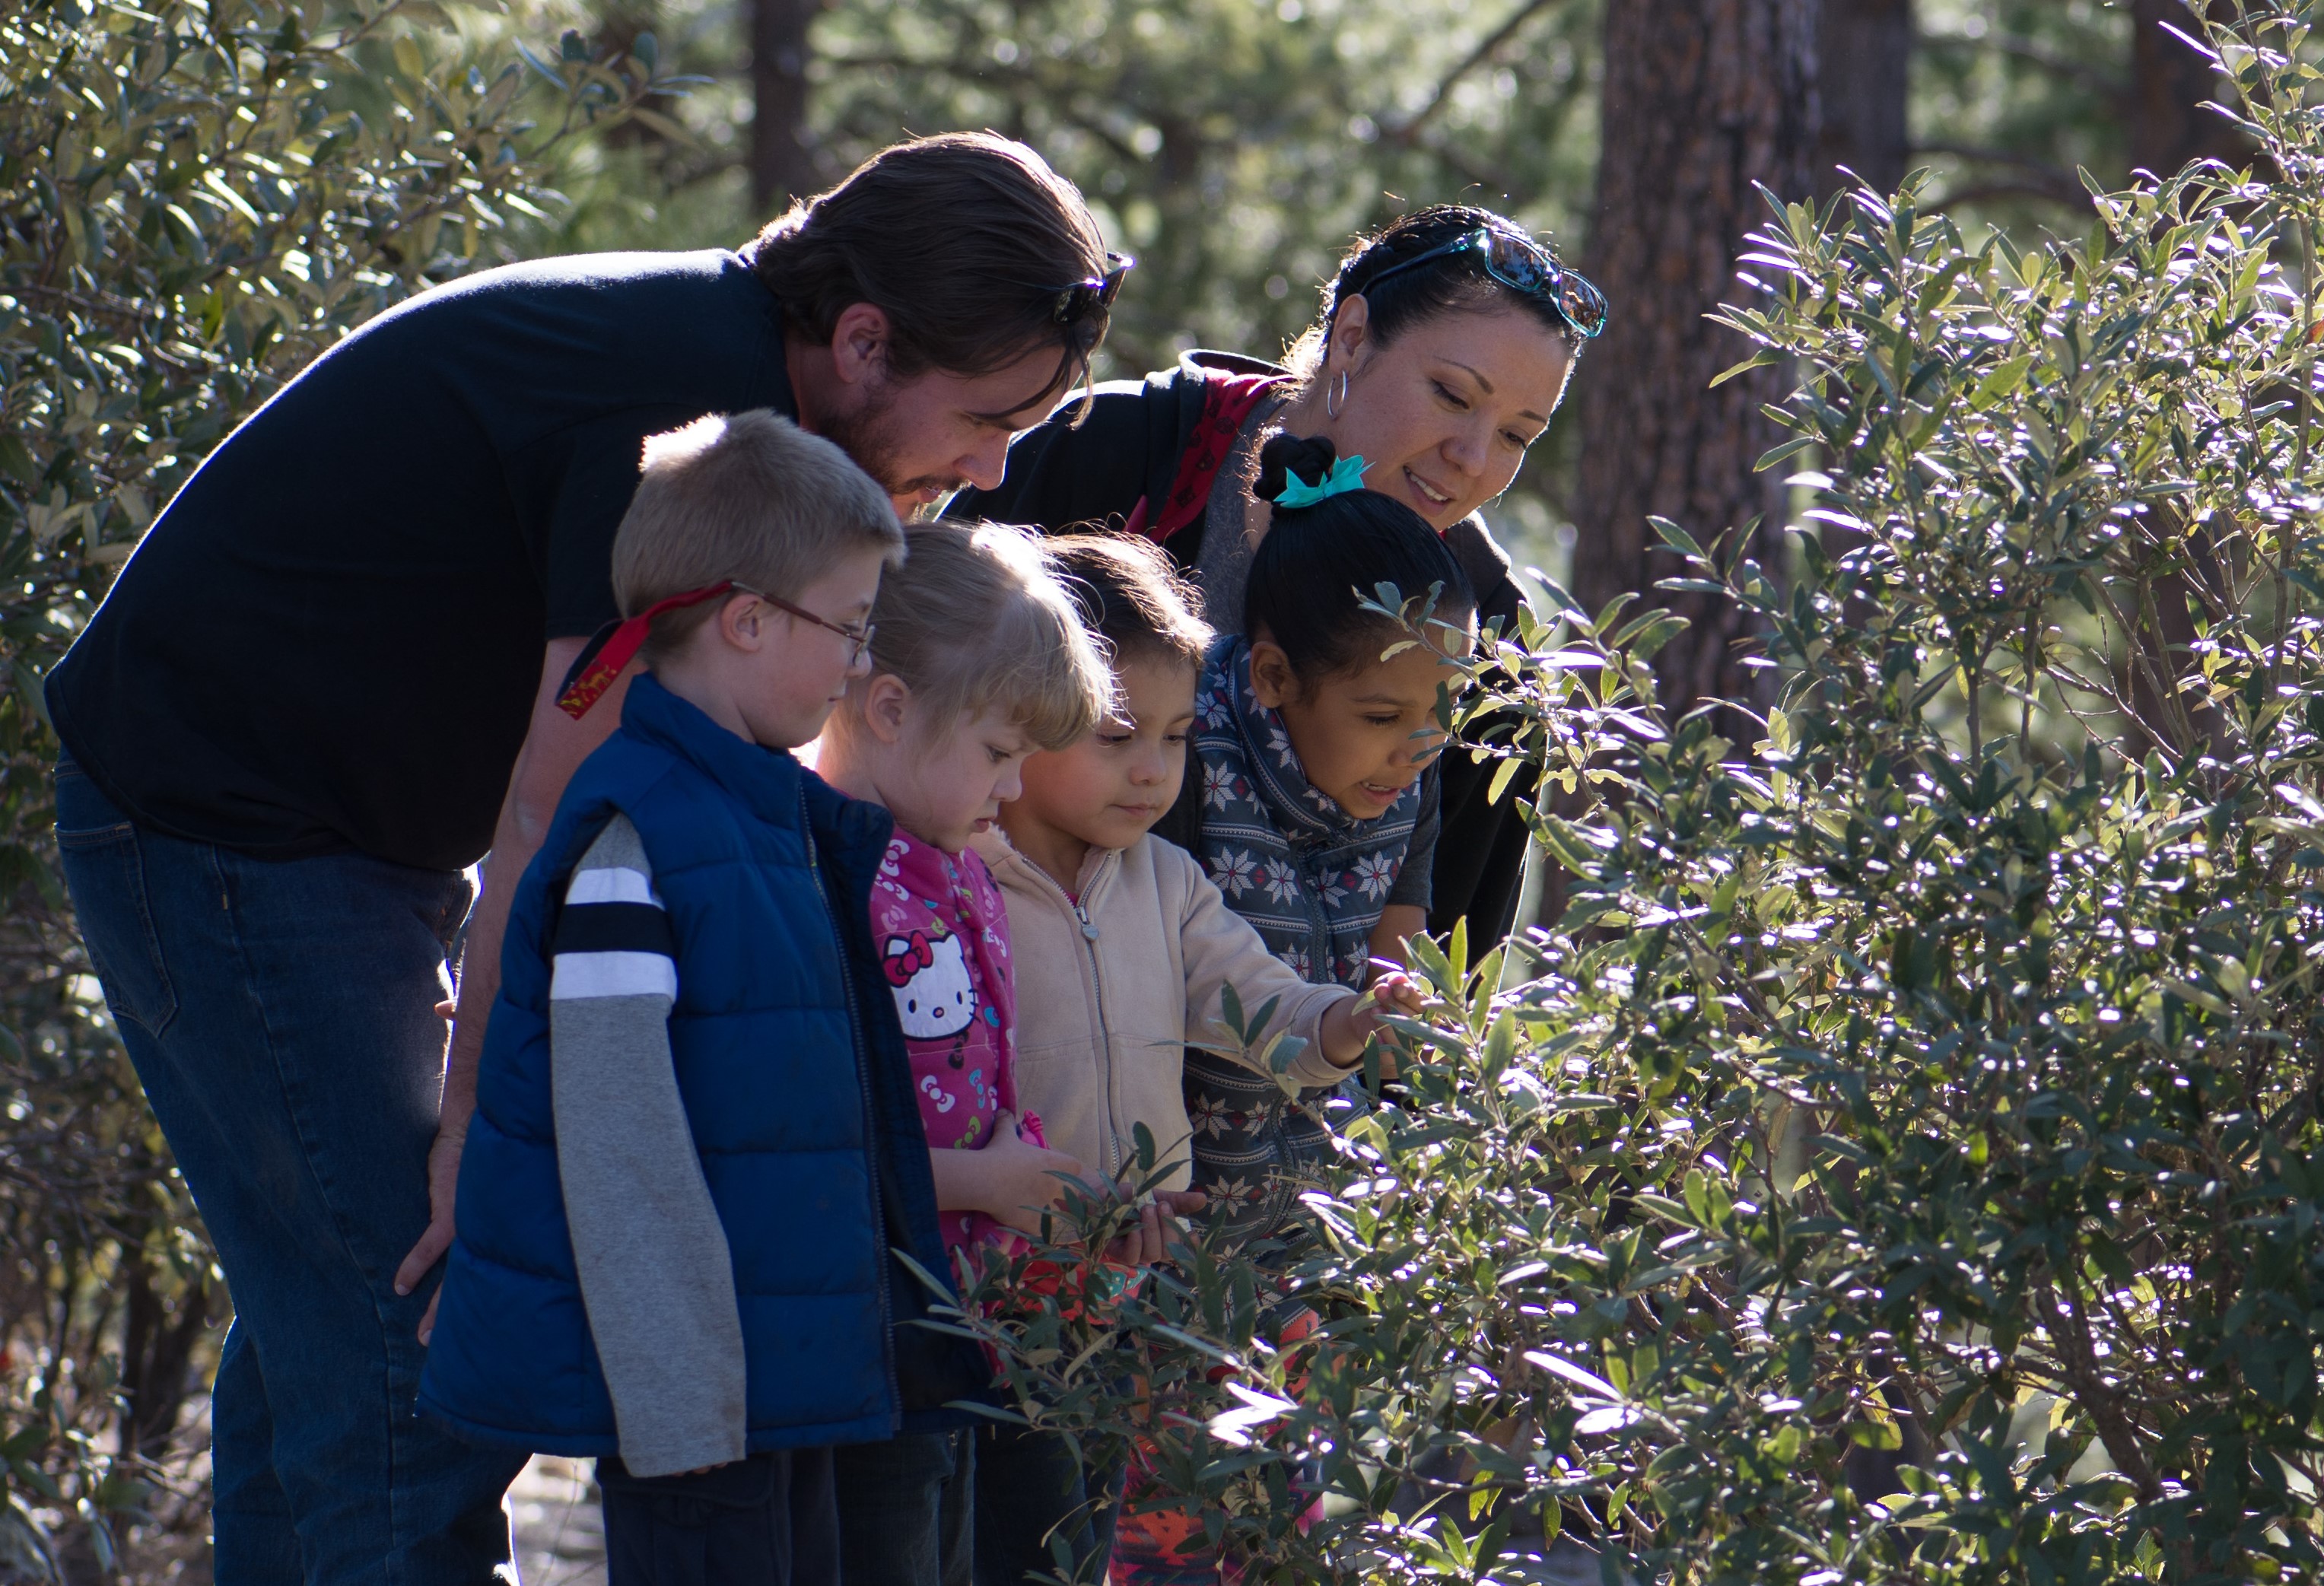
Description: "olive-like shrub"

(955, 5), (2324, 1581)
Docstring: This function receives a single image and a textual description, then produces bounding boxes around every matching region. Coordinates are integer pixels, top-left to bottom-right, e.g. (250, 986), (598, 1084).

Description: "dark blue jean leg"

(209, 1318), (304, 1584)
(206, 844), (525, 1584)
(831, 1431), (972, 1586)
(56, 764), (526, 1586)
(972, 1425), (1096, 1586)
(599, 1451), (841, 1586)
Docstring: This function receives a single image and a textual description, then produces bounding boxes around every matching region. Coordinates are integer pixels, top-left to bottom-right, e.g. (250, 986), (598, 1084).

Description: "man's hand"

(396, 999), (463, 1344)
(399, 1130), (466, 1345)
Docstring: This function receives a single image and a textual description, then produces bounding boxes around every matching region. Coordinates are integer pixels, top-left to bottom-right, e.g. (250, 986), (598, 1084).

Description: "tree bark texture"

(751, 0), (820, 211)
(1815, 0), (1909, 199)
(1570, 0), (1820, 721)
(2130, 0), (2245, 178)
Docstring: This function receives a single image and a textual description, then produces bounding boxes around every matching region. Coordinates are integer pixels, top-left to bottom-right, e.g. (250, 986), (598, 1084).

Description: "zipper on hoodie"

(801, 789), (903, 1428)
(1012, 850), (1124, 1180)
(1070, 895), (1124, 1180)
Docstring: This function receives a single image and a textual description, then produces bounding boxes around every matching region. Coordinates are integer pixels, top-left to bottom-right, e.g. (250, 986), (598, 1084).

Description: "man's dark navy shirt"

(48, 250), (796, 872)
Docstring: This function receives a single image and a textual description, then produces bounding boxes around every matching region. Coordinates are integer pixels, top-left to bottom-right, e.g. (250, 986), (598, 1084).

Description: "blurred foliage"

(0, 0), (670, 1567)
(959, 4), (2324, 1579)
(807, 0), (1604, 380)
(1911, 0), (2135, 227)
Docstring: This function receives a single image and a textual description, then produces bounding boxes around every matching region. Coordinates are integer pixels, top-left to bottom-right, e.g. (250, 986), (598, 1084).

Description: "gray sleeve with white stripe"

(549, 813), (747, 1477)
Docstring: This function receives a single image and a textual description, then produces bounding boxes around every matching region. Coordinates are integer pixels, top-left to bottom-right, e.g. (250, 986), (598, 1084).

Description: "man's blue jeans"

(55, 760), (527, 1584)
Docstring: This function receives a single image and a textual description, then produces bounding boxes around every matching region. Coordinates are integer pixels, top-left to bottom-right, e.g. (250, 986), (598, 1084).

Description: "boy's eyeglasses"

(1041, 253), (1133, 325)
(1359, 227), (1607, 340)
(734, 583), (875, 666)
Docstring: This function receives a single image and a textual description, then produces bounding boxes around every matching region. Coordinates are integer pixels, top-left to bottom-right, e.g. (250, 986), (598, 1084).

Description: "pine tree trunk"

(2129, 0), (2243, 178)
(2116, 4), (2241, 761)
(751, 0), (819, 211)
(1569, 0), (1821, 722)
(1816, 0), (1910, 200)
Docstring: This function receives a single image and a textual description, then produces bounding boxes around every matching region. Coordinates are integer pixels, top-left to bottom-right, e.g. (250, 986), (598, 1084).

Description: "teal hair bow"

(1274, 453), (1370, 509)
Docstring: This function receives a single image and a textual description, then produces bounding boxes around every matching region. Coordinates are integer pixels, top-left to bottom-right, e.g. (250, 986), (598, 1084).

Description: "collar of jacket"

(1214, 637), (1394, 844)
(973, 826), (1122, 913)
(616, 672), (805, 822)
(615, 672), (895, 860)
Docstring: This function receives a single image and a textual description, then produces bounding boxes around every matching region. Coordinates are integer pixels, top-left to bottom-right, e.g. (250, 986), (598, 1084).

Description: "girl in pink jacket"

(814, 521), (1114, 1586)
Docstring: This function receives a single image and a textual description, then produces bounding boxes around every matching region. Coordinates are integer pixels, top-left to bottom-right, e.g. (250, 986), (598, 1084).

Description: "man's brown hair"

(612, 410), (903, 663)
(746, 134), (1114, 413)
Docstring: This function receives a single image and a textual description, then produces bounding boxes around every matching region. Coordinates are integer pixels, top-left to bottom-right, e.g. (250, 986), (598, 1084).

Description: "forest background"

(0, 0), (2307, 1580)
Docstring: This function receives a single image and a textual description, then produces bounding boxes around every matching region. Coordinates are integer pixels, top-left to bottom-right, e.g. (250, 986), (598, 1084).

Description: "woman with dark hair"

(952, 203), (1604, 952)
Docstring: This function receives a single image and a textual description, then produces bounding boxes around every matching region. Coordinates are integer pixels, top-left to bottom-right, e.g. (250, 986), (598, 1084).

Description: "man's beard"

(816, 384), (962, 509)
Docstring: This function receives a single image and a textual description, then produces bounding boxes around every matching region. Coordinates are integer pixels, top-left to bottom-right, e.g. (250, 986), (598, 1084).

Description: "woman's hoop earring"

(1326, 370), (1349, 418)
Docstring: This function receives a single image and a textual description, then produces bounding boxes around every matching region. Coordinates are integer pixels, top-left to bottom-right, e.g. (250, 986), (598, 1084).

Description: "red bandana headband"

(556, 580), (737, 718)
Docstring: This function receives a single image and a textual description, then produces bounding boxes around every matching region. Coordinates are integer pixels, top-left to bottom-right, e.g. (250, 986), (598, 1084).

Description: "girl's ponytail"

(1253, 431), (1345, 510)
(1244, 432), (1476, 679)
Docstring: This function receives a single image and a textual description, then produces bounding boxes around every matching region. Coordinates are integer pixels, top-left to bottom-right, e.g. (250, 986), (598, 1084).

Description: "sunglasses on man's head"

(1044, 252), (1133, 325)
(1360, 227), (1608, 340)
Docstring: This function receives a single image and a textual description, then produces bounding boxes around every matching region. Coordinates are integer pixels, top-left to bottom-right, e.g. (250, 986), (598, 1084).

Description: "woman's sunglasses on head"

(1362, 227), (1608, 340)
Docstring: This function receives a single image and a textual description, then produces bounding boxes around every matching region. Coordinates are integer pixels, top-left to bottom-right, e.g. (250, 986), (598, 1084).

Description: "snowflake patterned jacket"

(870, 828), (1021, 1260)
(1190, 633), (1422, 990)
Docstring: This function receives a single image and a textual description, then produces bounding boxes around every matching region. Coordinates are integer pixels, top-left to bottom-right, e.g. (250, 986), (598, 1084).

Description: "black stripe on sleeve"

(552, 900), (677, 958)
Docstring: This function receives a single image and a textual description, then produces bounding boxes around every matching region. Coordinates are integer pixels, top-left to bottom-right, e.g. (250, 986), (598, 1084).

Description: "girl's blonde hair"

(841, 522), (1111, 750)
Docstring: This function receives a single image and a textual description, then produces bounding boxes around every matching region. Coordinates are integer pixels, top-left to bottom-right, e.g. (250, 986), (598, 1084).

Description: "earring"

(1325, 370), (1349, 418)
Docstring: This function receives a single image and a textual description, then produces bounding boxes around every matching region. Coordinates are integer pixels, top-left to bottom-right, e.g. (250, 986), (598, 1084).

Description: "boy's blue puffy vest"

(418, 674), (987, 1454)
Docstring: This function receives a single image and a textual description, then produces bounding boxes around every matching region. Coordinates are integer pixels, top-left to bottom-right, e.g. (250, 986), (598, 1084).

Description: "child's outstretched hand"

(1366, 968), (1427, 1022)
(1321, 967), (1429, 1071)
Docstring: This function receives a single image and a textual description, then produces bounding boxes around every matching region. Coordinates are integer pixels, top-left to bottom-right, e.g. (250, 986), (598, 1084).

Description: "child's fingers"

(1108, 1203), (1163, 1266)
(1372, 971), (1426, 1014)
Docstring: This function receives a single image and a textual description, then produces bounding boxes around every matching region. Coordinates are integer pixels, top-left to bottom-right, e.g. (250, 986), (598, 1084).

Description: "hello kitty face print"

(885, 929), (976, 1040)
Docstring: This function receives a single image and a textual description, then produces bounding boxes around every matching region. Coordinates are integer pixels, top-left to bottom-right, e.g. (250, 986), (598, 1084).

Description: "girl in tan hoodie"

(974, 534), (1420, 1200)
(968, 532), (1420, 1583)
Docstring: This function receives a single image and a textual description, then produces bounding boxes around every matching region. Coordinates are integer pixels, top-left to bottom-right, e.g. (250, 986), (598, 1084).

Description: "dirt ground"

(507, 1455), (607, 1586)
(43, 1454), (602, 1586)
